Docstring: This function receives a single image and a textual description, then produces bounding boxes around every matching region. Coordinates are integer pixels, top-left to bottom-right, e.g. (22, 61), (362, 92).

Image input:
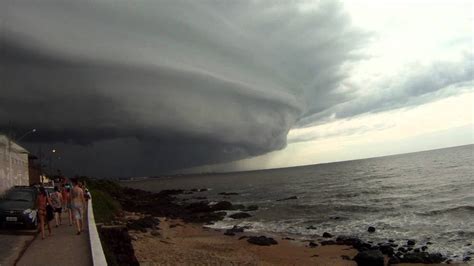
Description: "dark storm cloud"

(1, 0), (367, 176)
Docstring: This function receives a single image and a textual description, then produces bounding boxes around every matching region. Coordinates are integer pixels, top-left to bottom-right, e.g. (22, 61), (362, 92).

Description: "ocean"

(126, 144), (473, 261)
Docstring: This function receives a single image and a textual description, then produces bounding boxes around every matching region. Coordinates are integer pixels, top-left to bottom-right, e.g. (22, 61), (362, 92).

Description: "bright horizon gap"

(177, 142), (474, 176)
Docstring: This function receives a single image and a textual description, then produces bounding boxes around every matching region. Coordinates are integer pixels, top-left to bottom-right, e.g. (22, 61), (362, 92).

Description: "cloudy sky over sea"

(1, 0), (472, 176)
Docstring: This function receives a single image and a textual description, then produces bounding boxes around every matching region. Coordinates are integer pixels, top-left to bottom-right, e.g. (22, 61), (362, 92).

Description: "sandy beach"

(130, 217), (358, 265)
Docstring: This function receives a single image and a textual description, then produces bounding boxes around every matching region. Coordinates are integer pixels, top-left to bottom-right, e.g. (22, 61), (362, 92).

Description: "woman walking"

(36, 187), (52, 239)
(71, 179), (86, 235)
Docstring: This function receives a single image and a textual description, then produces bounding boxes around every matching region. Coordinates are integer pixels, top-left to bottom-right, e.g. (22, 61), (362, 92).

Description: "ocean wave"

(421, 205), (474, 215)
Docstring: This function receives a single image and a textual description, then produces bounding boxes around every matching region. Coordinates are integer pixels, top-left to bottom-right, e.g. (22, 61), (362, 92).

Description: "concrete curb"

(88, 199), (108, 266)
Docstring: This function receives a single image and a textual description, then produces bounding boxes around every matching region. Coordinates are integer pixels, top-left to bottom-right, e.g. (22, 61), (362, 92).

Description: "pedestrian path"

(17, 211), (92, 266)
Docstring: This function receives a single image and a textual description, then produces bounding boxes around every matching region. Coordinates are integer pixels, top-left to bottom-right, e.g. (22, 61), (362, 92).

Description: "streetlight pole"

(49, 149), (57, 178)
(16, 128), (37, 142)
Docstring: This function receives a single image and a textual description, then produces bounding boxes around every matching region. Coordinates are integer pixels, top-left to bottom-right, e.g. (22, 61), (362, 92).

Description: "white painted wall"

(0, 135), (29, 195)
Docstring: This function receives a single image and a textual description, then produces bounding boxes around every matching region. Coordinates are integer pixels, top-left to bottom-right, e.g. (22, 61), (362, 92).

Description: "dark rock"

(232, 225), (245, 233)
(309, 241), (318, 248)
(247, 236), (278, 246)
(306, 225), (317, 230)
(189, 211), (227, 223)
(212, 201), (233, 211)
(238, 236), (248, 240)
(322, 232), (333, 238)
(225, 225), (245, 234)
(407, 239), (416, 246)
(218, 192), (239, 195)
(367, 226), (376, 233)
(224, 231), (235, 236)
(276, 196), (298, 201)
(229, 212), (252, 219)
(354, 250), (384, 266)
(426, 241), (433, 245)
(193, 196), (207, 200)
(463, 256), (471, 262)
(282, 237), (295, 240)
(388, 239), (395, 243)
(186, 201), (212, 213)
(395, 251), (403, 257)
(421, 246), (428, 251)
(330, 216), (341, 220)
(413, 248), (420, 253)
(159, 189), (184, 195)
(243, 205), (259, 211)
(341, 255), (351, 260)
(336, 236), (363, 249)
(378, 243), (394, 256)
(127, 216), (160, 231)
(321, 240), (336, 246)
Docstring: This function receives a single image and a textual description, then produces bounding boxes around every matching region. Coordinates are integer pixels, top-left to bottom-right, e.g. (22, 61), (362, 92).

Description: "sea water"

(127, 144), (474, 261)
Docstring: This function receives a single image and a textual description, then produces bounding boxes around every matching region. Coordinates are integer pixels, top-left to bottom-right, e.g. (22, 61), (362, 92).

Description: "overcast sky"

(1, 0), (472, 177)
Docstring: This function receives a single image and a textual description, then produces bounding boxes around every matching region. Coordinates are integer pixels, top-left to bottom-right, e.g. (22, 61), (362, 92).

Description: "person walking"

(71, 179), (86, 235)
(50, 186), (63, 227)
(36, 187), (52, 239)
(63, 186), (73, 226)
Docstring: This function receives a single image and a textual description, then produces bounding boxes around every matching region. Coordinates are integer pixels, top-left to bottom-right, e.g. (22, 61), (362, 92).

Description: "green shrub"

(90, 189), (121, 224)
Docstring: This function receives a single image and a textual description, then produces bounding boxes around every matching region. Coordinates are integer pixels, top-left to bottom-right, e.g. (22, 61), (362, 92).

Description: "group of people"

(36, 179), (90, 239)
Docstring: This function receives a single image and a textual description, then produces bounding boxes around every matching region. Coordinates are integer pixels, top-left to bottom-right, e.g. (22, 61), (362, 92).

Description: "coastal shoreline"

(90, 179), (470, 265)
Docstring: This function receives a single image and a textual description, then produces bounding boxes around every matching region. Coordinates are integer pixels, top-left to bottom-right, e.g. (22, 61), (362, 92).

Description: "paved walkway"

(0, 231), (34, 266)
(17, 211), (92, 266)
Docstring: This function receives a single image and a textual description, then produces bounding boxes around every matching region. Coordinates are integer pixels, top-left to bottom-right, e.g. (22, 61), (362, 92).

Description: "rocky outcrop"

(99, 226), (139, 266)
(229, 212), (251, 219)
(127, 216), (160, 232)
(322, 232), (333, 238)
(212, 201), (233, 211)
(354, 250), (384, 266)
(276, 196), (297, 201)
(247, 236), (278, 246)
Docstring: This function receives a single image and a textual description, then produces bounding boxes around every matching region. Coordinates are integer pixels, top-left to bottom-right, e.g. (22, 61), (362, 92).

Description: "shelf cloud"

(1, 0), (470, 176)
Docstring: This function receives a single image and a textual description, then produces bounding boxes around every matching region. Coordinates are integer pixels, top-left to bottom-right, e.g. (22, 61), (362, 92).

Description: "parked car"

(0, 186), (38, 229)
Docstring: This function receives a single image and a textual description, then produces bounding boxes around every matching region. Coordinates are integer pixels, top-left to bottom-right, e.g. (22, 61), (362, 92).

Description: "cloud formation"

(0, 0), (369, 176)
(1, 0), (470, 176)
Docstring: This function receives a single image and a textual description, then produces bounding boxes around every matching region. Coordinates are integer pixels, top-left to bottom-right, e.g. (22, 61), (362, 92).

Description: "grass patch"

(90, 189), (121, 224)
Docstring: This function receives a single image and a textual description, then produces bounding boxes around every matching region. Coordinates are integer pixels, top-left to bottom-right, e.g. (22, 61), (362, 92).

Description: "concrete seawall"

(88, 198), (108, 266)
